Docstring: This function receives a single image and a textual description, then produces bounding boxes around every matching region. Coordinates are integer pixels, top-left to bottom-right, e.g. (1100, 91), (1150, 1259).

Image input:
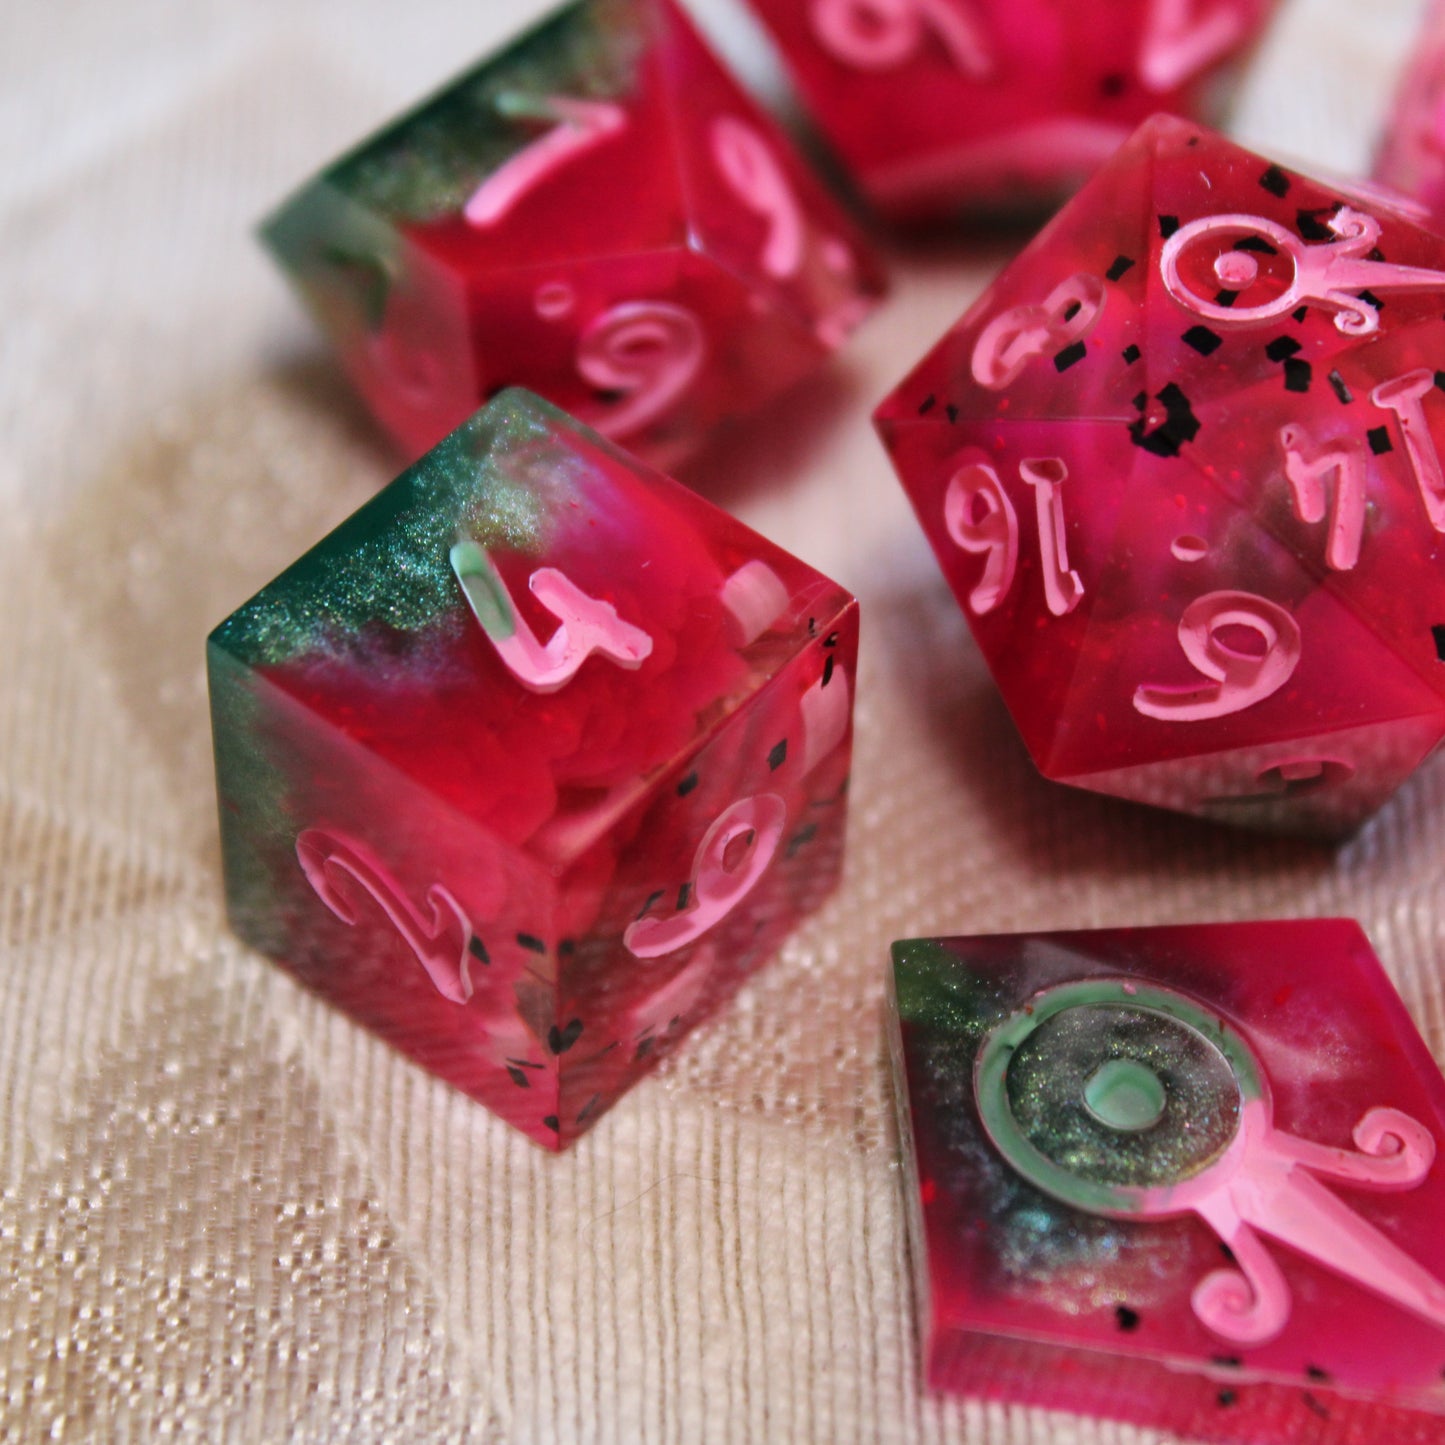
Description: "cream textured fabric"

(0, 1), (1438, 1440)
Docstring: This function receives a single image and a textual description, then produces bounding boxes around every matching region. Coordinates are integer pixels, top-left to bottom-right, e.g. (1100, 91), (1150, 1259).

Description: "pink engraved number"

(943, 462), (1018, 614)
(810, 0), (993, 77)
(296, 829), (477, 1004)
(944, 459), (1082, 616)
(1138, 0), (1248, 92)
(624, 795), (788, 959)
(1020, 458), (1084, 617)
(1133, 590), (1301, 722)
(464, 95), (627, 227)
(971, 274), (1106, 390)
(710, 117), (805, 281)
(450, 540), (653, 693)
(577, 301), (706, 440)
(1279, 424), (1366, 570)
(1371, 371), (1445, 533)
(1162, 208), (1445, 336)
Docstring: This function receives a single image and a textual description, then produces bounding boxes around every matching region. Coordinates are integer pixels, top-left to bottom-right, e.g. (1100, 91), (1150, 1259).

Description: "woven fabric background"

(0, 0), (1438, 1439)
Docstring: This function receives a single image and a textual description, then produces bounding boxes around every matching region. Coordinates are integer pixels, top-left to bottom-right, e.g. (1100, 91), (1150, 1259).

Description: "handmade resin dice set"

(218, 0), (1445, 1439)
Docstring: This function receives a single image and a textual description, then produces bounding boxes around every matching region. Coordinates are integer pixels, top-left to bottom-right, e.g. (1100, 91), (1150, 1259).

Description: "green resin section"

(975, 979), (1260, 1214)
(262, 179), (405, 335)
(211, 392), (582, 668)
(323, 0), (648, 225)
(892, 940), (1175, 1293)
(1084, 1058), (1167, 1132)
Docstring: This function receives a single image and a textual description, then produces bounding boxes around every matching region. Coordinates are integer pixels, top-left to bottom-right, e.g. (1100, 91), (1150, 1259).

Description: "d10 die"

(876, 114), (1445, 837)
(261, 0), (885, 467)
(742, 0), (1278, 223)
(208, 389), (857, 1149)
(1374, 0), (1445, 228)
(890, 920), (1445, 1443)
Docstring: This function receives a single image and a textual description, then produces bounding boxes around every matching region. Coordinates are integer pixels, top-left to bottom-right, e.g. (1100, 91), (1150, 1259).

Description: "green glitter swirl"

(975, 980), (1257, 1215)
(326, 0), (648, 224)
(211, 393), (574, 668)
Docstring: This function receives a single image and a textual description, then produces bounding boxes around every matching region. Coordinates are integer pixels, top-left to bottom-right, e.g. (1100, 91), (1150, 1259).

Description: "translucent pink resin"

(875, 114), (1445, 836)
(889, 920), (1445, 1442)
(260, 0), (885, 466)
(209, 390), (857, 1149)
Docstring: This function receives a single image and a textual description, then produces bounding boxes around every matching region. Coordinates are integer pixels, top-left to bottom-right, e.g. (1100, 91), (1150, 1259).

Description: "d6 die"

(742, 0), (1278, 223)
(208, 389), (857, 1149)
(261, 0), (885, 467)
(890, 920), (1445, 1442)
(876, 114), (1445, 837)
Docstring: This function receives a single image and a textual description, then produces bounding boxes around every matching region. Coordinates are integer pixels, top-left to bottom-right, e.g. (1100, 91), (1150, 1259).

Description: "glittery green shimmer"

(891, 938), (1012, 1037)
(1005, 1004), (1240, 1188)
(893, 943), (1233, 1296)
(974, 979), (1258, 1215)
(211, 392), (567, 668)
(324, 0), (649, 224)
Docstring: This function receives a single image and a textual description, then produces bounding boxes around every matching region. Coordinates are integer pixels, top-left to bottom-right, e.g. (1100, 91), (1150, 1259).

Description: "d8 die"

(742, 0), (1278, 223)
(1374, 0), (1445, 228)
(889, 920), (1445, 1443)
(208, 389), (857, 1149)
(261, 0), (885, 467)
(876, 114), (1445, 837)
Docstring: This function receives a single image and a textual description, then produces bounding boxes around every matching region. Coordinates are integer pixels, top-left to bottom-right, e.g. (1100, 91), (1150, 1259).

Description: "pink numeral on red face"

(710, 117), (805, 281)
(624, 794), (788, 959)
(810, 0), (993, 78)
(1371, 371), (1445, 533)
(450, 541), (653, 693)
(1138, 0), (1248, 92)
(1134, 590), (1301, 722)
(943, 462), (1018, 614)
(464, 95), (627, 227)
(1279, 424), (1366, 571)
(971, 274), (1106, 391)
(944, 458), (1082, 616)
(296, 829), (477, 1004)
(1020, 457), (1084, 617)
(577, 300), (706, 441)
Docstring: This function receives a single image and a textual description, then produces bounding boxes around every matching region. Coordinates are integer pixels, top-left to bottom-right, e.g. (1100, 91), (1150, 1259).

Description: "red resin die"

(889, 920), (1445, 1443)
(260, 0), (885, 468)
(742, 0), (1278, 223)
(1375, 0), (1445, 230)
(875, 114), (1445, 837)
(208, 390), (857, 1149)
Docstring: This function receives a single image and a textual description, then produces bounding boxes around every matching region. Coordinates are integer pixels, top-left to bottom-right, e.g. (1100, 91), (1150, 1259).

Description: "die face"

(209, 390), (856, 1147)
(743, 0), (1278, 221)
(876, 116), (1445, 835)
(261, 0), (884, 465)
(889, 921), (1445, 1437)
(464, 247), (844, 475)
(551, 608), (855, 1134)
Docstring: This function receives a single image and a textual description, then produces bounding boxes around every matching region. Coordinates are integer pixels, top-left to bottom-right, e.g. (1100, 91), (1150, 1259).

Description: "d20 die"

(1375, 0), (1445, 228)
(742, 0), (1278, 223)
(261, 0), (885, 467)
(875, 113), (1445, 837)
(889, 920), (1445, 1443)
(208, 389), (856, 1149)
